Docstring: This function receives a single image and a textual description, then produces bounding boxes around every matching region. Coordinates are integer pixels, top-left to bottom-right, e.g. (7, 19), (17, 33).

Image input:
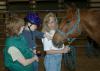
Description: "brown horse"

(52, 5), (100, 48)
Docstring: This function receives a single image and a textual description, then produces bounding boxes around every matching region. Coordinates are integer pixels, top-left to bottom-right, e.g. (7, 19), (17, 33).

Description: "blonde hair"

(42, 12), (58, 32)
(6, 18), (24, 36)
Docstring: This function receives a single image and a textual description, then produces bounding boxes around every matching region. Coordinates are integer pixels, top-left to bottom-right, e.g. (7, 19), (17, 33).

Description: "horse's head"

(59, 4), (78, 32)
(52, 5), (81, 48)
(52, 30), (66, 48)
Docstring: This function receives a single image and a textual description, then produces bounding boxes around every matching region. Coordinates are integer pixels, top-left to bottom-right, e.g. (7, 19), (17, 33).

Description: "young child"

(42, 12), (70, 71)
(4, 18), (38, 71)
(22, 12), (51, 71)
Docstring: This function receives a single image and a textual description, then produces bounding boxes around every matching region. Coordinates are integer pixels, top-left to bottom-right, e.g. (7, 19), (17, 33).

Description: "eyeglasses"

(48, 21), (56, 24)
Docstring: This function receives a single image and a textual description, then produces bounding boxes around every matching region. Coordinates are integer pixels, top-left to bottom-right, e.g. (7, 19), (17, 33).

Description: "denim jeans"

(32, 61), (38, 71)
(44, 54), (62, 71)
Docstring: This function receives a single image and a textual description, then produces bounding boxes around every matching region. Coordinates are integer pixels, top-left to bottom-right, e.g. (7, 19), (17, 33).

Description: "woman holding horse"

(42, 12), (70, 71)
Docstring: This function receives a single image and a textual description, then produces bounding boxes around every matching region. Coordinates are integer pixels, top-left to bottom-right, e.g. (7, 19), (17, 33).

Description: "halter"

(66, 9), (81, 44)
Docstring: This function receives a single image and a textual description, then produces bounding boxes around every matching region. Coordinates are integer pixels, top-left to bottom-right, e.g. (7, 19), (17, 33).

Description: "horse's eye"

(66, 20), (71, 24)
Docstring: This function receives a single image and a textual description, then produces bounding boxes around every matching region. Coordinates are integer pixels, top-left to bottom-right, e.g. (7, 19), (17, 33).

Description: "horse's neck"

(80, 10), (100, 45)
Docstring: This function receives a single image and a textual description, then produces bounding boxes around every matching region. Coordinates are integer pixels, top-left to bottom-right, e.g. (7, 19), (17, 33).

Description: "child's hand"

(33, 49), (36, 54)
(33, 55), (39, 62)
(44, 32), (53, 39)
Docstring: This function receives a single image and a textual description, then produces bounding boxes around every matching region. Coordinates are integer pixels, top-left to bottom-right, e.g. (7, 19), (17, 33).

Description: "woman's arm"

(46, 47), (70, 54)
(8, 46), (38, 66)
(17, 55), (38, 66)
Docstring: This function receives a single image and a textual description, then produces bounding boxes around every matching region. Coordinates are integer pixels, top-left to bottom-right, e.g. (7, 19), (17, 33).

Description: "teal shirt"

(4, 34), (34, 71)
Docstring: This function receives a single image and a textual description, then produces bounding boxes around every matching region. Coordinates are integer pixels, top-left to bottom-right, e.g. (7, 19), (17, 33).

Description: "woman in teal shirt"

(3, 18), (38, 71)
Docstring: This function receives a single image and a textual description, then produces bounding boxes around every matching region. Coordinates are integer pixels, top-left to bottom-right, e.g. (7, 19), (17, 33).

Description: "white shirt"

(42, 30), (64, 51)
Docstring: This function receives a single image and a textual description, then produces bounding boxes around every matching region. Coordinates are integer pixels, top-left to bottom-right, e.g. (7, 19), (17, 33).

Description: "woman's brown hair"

(6, 18), (24, 36)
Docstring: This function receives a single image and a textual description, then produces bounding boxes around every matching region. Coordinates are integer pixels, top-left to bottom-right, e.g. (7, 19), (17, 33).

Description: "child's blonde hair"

(6, 18), (24, 36)
(42, 12), (58, 32)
